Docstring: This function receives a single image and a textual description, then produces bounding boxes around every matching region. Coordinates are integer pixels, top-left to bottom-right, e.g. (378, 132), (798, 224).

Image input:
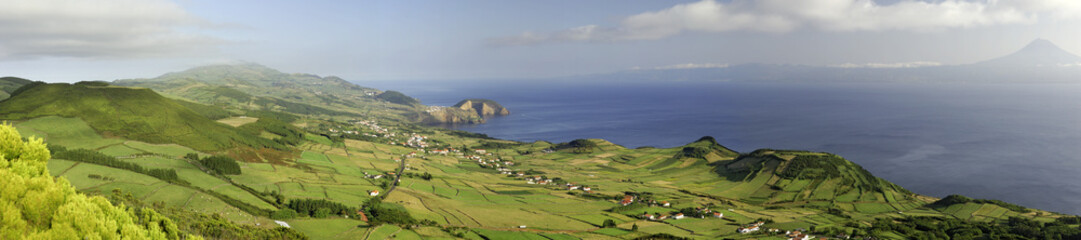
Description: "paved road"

(383, 157), (406, 196)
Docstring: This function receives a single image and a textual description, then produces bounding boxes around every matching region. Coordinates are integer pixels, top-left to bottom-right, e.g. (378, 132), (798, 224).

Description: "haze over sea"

(371, 80), (1081, 215)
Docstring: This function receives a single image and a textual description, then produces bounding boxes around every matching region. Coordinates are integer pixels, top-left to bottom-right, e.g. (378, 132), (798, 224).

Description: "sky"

(2, 0), (1081, 83)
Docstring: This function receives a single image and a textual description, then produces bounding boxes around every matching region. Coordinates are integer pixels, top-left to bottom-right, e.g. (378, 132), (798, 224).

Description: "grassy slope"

(0, 83), (276, 152)
(0, 76), (34, 100)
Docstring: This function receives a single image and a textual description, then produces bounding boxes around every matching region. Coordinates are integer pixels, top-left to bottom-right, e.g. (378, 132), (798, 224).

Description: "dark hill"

(715, 149), (914, 206)
(0, 76), (35, 100)
(0, 82), (282, 152)
(377, 90), (420, 106)
(676, 136), (739, 160)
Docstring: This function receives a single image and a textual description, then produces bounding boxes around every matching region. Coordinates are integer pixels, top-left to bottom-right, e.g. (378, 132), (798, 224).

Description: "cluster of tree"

(108, 189), (307, 240)
(187, 154), (241, 175)
(865, 216), (1081, 239)
(283, 198), (359, 219)
(778, 154), (845, 179)
(553, 139), (598, 153)
(631, 233), (689, 240)
(478, 141), (522, 149)
(362, 198), (417, 226)
(50, 145), (181, 183)
(446, 130), (494, 139)
(401, 172), (433, 181)
(602, 219), (617, 228)
(678, 145), (715, 159)
(87, 174), (116, 181)
(0, 124), (189, 239)
(931, 194), (1030, 213)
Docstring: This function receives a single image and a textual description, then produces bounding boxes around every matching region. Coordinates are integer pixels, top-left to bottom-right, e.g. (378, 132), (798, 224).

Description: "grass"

(592, 228), (631, 236)
(366, 224), (402, 240)
(14, 116), (125, 150)
(472, 229), (549, 240)
(217, 116), (259, 127)
(288, 218), (366, 240)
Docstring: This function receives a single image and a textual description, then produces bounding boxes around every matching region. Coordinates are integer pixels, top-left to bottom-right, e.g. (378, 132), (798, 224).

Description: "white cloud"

(0, 0), (223, 60)
(492, 0), (1081, 45)
(829, 61), (943, 68)
(636, 63), (730, 70)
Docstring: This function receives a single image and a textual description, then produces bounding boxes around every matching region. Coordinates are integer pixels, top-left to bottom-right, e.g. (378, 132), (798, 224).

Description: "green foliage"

(779, 154), (845, 179)
(376, 90), (419, 106)
(200, 155), (242, 175)
(869, 216), (1081, 239)
(677, 136), (739, 159)
(0, 83), (284, 152)
(312, 208), (332, 218)
(362, 197), (417, 226)
(930, 194), (1030, 213)
(286, 198), (357, 219)
(271, 209), (299, 220)
(553, 139), (599, 153)
(49, 145), (181, 183)
(0, 123), (184, 239)
(602, 219), (617, 228)
(632, 233), (690, 240)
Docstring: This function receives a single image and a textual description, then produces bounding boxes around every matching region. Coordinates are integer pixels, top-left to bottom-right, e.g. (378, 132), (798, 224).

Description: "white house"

(738, 226), (759, 234)
(713, 212), (724, 218)
(369, 190), (380, 196)
(673, 213), (685, 220)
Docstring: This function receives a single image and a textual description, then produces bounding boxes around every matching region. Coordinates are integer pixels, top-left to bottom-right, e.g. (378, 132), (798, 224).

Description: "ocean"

(367, 79), (1081, 215)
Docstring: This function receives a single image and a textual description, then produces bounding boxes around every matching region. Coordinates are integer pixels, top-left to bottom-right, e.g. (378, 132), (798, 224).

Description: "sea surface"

(368, 80), (1081, 215)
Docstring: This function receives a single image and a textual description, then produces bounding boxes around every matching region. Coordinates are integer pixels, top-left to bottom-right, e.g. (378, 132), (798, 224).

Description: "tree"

(603, 219), (617, 228)
(271, 209), (298, 220)
(632, 223), (639, 232)
(0, 123), (186, 239)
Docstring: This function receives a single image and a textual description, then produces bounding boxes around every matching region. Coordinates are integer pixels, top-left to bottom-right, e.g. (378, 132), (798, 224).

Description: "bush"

(201, 155), (241, 175)
(313, 208), (332, 218)
(271, 209), (298, 220)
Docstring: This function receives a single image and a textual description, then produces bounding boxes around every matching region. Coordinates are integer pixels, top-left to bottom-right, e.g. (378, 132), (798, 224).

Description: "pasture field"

(471, 229), (550, 240)
(15, 116), (124, 150)
(217, 116), (259, 127)
(288, 218), (367, 240)
(365, 224), (402, 240)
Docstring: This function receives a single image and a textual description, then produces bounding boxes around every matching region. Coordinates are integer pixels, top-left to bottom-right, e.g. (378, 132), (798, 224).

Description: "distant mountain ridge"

(0, 82), (282, 152)
(116, 63), (508, 124)
(975, 39), (1081, 67)
(567, 39), (1081, 84)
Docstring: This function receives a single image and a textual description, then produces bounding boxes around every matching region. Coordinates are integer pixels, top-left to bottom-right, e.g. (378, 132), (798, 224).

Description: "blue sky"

(2, 0), (1081, 83)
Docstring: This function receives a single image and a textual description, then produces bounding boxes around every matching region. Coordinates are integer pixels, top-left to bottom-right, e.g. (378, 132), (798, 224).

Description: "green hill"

(0, 76), (34, 100)
(114, 63), (398, 120)
(714, 149), (918, 208)
(0, 82), (281, 152)
(376, 90), (420, 106)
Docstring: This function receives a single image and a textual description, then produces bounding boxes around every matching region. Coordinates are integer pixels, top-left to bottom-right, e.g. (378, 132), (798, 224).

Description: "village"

(320, 119), (869, 240)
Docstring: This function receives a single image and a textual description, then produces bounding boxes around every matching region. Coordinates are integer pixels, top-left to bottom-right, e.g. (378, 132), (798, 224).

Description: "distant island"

(422, 98), (510, 124)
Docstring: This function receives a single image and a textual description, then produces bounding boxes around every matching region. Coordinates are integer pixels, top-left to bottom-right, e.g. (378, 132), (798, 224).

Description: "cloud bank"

(491, 0), (1081, 45)
(0, 0), (223, 60)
